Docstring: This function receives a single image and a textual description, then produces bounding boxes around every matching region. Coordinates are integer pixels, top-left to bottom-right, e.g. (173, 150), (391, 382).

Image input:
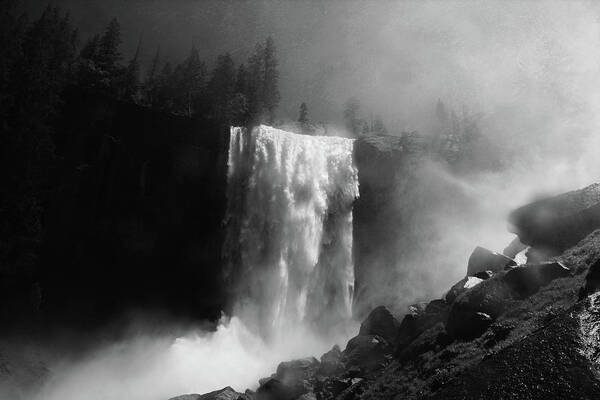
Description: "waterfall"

(224, 125), (359, 339)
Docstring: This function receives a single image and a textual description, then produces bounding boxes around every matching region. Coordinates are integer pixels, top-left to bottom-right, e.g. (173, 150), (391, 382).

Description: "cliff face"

(352, 135), (474, 319)
(40, 91), (230, 325)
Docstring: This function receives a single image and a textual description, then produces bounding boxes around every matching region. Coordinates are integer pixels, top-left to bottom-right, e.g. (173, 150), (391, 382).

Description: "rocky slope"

(175, 181), (600, 400)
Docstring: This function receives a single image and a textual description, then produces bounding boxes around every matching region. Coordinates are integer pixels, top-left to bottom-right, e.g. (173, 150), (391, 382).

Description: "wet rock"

(425, 299), (448, 313)
(509, 182), (600, 253)
(474, 270), (494, 280)
(358, 306), (399, 343)
(580, 259), (600, 299)
(255, 378), (296, 400)
(503, 237), (528, 259)
(343, 334), (392, 372)
(274, 357), (319, 398)
(467, 246), (516, 276)
(319, 345), (344, 376)
(504, 261), (571, 298)
(445, 276), (484, 304)
(446, 277), (513, 340)
(315, 377), (353, 398)
(397, 322), (452, 361)
(396, 301), (450, 351)
(168, 386), (246, 400)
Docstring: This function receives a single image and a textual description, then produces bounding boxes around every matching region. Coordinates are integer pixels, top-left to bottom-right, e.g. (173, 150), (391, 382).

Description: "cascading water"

(224, 125), (359, 339)
(30, 125), (360, 400)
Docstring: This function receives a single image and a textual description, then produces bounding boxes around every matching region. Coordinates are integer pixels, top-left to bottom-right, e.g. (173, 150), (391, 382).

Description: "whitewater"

(28, 126), (359, 400)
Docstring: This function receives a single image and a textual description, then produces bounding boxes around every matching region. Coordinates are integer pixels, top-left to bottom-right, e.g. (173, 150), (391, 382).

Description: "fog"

(11, 0), (600, 398)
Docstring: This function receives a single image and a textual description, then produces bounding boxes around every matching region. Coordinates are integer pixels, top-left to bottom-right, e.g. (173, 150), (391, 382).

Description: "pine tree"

(298, 102), (309, 126)
(206, 52), (236, 121)
(298, 102), (311, 134)
(371, 116), (387, 135)
(262, 37), (280, 124)
(246, 42), (264, 123)
(235, 63), (247, 95)
(80, 34), (100, 60)
(143, 46), (160, 106)
(97, 18), (121, 72)
(169, 47), (206, 116)
(121, 37), (141, 101)
(343, 97), (362, 137)
(146, 46), (160, 85)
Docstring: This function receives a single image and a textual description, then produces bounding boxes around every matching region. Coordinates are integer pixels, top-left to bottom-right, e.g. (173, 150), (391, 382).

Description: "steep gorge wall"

(40, 91), (230, 325)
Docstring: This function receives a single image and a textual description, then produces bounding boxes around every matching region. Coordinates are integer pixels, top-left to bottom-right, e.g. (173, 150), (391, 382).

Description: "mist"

(7, 0), (600, 399)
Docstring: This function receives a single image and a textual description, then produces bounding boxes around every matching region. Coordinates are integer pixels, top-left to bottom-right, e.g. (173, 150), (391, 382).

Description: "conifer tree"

(206, 52), (236, 121)
(97, 18), (121, 73)
(121, 38), (141, 101)
(246, 42), (264, 123)
(262, 37), (280, 124)
(343, 97), (362, 137)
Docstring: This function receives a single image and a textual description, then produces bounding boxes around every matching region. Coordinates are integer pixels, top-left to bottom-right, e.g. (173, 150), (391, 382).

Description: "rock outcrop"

(181, 183), (600, 400)
(169, 387), (248, 400)
(467, 246), (516, 276)
(509, 182), (600, 254)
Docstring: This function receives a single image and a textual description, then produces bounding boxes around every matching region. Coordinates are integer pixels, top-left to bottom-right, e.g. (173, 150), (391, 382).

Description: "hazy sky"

(21, 1), (600, 158)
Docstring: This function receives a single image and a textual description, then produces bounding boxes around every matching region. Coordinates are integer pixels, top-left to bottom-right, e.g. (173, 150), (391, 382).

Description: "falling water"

(224, 125), (359, 339)
(27, 126), (359, 400)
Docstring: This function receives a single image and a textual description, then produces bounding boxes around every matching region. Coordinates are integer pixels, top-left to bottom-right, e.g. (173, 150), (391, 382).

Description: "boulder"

(509, 182), (600, 253)
(580, 259), (600, 299)
(467, 246), (516, 276)
(474, 270), (494, 280)
(445, 276), (484, 304)
(168, 387), (246, 400)
(343, 334), (392, 372)
(319, 345), (344, 376)
(274, 357), (319, 398)
(396, 322), (452, 361)
(255, 378), (296, 400)
(446, 277), (514, 340)
(358, 306), (399, 343)
(504, 262), (571, 298)
(396, 300), (450, 350)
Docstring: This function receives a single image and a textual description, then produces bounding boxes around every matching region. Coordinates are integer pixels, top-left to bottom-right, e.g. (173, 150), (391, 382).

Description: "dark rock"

(430, 292), (600, 400)
(425, 299), (448, 313)
(474, 270), (494, 280)
(352, 133), (474, 320)
(503, 237), (528, 259)
(396, 301), (450, 351)
(446, 277), (514, 340)
(580, 259), (600, 299)
(39, 91), (230, 326)
(397, 322), (452, 361)
(343, 334), (392, 372)
(319, 345), (344, 376)
(255, 378), (296, 400)
(315, 377), (353, 398)
(504, 262), (571, 298)
(408, 302), (428, 316)
(274, 357), (319, 398)
(483, 321), (515, 348)
(168, 386), (246, 400)
(509, 182), (600, 253)
(525, 247), (554, 264)
(467, 246), (516, 276)
(358, 306), (399, 343)
(445, 276), (484, 304)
